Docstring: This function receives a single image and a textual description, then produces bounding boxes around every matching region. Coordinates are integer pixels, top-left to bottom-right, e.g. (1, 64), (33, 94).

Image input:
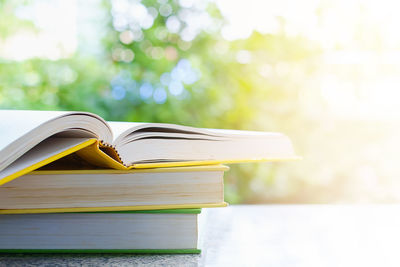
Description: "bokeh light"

(3, 0), (400, 203)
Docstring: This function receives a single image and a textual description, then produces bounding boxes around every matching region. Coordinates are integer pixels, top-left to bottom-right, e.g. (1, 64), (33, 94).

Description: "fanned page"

(107, 121), (298, 167)
(0, 110), (112, 173)
(0, 110), (298, 185)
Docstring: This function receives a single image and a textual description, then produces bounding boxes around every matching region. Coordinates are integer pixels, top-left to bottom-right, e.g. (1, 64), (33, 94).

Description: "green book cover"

(0, 208), (202, 254)
(0, 249), (201, 254)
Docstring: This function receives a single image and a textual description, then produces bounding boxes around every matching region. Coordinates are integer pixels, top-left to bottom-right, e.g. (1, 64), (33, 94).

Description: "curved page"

(108, 121), (298, 166)
(0, 110), (112, 172)
(0, 138), (96, 186)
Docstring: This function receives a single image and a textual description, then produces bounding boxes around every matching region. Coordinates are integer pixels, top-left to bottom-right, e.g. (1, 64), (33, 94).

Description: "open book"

(0, 110), (298, 185)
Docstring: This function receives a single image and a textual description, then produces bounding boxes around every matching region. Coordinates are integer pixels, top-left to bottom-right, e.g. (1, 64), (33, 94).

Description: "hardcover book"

(0, 110), (298, 186)
(0, 209), (202, 253)
(0, 165), (227, 214)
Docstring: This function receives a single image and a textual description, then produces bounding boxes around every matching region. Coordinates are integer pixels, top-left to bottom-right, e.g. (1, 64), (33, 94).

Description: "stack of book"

(0, 110), (297, 253)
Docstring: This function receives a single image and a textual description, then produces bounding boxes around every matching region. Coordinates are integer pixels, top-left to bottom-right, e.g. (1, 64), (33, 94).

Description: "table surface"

(1, 205), (400, 267)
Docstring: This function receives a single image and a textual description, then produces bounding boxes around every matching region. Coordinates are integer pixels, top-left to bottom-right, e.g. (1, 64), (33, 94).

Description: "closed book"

(0, 209), (201, 253)
(0, 165), (227, 214)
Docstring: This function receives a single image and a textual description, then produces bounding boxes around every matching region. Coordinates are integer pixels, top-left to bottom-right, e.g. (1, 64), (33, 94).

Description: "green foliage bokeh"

(0, 0), (320, 203)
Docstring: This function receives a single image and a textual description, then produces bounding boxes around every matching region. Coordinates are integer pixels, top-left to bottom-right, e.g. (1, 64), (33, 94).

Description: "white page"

(108, 121), (271, 146)
(107, 121), (145, 142)
(117, 134), (296, 165)
(0, 110), (69, 152)
(0, 110), (112, 172)
(0, 137), (92, 185)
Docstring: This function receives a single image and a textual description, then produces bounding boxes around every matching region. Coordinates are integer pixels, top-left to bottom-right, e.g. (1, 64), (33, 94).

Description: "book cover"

(0, 209), (202, 254)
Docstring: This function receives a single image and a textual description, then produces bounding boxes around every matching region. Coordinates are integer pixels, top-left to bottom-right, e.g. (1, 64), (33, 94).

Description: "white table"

(1, 205), (400, 266)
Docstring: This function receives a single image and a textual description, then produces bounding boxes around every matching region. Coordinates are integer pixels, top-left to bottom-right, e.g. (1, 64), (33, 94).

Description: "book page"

(107, 121), (146, 143)
(0, 110), (69, 152)
(108, 121), (277, 145)
(116, 134), (296, 166)
(0, 137), (94, 186)
(0, 110), (112, 172)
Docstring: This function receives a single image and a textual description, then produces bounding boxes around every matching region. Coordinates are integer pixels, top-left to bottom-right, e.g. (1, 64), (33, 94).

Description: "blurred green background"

(2, 0), (400, 203)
